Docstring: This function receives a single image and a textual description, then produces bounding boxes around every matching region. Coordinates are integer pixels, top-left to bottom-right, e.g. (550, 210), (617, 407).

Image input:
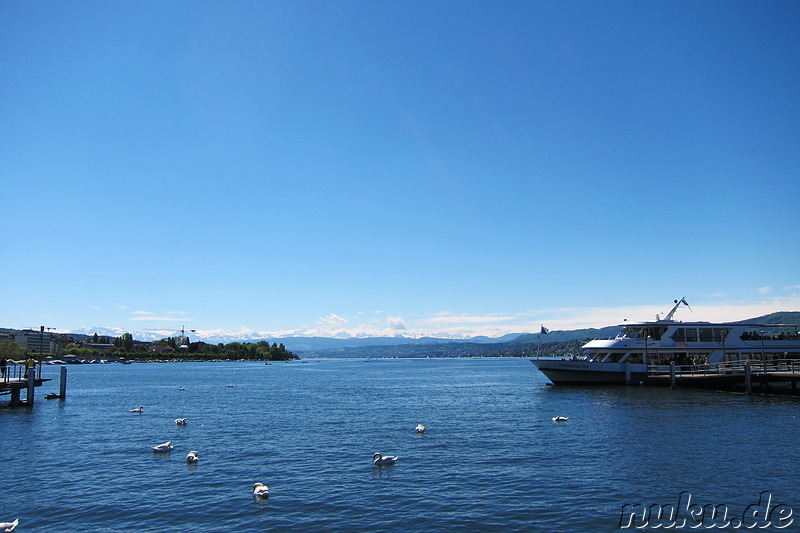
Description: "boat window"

(688, 353), (709, 365)
(626, 353), (643, 364)
(713, 328), (731, 342)
(628, 326), (668, 340)
(591, 353), (608, 362)
(724, 352), (739, 362)
(699, 328), (714, 342)
(649, 352), (671, 365)
(620, 328), (642, 339)
(685, 328), (698, 342)
(671, 329), (686, 342)
(607, 352), (625, 363)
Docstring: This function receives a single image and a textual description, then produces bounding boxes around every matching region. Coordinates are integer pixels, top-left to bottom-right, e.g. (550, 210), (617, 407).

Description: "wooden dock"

(645, 360), (800, 395)
(0, 364), (53, 406)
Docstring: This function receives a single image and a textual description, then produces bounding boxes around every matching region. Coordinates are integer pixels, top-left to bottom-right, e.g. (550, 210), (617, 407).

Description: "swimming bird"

(129, 405), (144, 413)
(552, 416), (569, 422)
(152, 441), (173, 453)
(415, 424), (426, 434)
(186, 450), (199, 463)
(0, 519), (18, 533)
(373, 453), (398, 466)
(175, 418), (188, 426)
(252, 482), (269, 499)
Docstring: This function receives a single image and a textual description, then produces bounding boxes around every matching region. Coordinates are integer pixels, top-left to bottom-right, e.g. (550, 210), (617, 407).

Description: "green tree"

(114, 333), (134, 352)
(0, 340), (27, 359)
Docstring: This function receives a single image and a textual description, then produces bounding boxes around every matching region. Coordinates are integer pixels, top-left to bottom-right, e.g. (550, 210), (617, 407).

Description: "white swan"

(415, 424), (426, 433)
(373, 452), (398, 466)
(252, 482), (269, 499)
(186, 450), (199, 463)
(129, 405), (144, 413)
(152, 441), (173, 453)
(552, 416), (569, 422)
(175, 418), (188, 426)
(0, 519), (18, 533)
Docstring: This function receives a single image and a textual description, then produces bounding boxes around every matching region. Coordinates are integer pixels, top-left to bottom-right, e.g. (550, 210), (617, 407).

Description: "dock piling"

(745, 361), (752, 394)
(26, 368), (35, 405)
(10, 387), (20, 406)
(59, 366), (67, 399)
(670, 361), (676, 389)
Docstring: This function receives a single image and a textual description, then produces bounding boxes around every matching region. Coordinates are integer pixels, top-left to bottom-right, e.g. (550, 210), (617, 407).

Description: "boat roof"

(621, 321), (800, 328)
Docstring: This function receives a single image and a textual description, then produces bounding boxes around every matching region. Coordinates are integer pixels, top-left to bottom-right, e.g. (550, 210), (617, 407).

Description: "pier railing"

(1, 362), (43, 383)
(647, 359), (800, 377)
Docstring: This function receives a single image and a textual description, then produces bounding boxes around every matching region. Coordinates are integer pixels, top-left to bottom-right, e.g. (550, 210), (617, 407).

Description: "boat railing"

(647, 359), (800, 377)
(647, 364), (715, 377)
(720, 359), (800, 374)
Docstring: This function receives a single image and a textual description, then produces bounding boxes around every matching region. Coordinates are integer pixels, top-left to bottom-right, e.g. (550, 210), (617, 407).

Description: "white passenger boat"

(531, 298), (800, 385)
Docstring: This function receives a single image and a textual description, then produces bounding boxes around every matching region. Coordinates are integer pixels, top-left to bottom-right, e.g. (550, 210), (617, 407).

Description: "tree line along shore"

(0, 335), (298, 362)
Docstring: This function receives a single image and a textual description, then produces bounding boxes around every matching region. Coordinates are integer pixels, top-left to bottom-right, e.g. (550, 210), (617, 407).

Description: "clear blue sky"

(2, 1), (799, 339)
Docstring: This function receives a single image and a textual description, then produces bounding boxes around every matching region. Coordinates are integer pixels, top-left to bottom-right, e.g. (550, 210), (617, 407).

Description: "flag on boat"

(540, 326), (549, 335)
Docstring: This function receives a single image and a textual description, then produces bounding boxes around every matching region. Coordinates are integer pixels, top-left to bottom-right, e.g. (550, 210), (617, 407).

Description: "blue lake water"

(1, 358), (798, 532)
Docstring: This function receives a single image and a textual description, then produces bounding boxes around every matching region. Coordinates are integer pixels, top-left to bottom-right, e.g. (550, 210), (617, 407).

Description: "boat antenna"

(663, 297), (691, 321)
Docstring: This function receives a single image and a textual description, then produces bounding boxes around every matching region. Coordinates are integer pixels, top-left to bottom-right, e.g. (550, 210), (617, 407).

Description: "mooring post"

(59, 366), (67, 399)
(26, 367), (35, 405)
(670, 361), (676, 389)
(10, 388), (21, 406)
(745, 361), (752, 394)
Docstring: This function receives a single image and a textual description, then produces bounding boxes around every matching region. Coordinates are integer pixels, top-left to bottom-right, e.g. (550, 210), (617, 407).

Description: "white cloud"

(535, 297), (800, 332)
(116, 296), (800, 341)
(319, 314), (348, 329)
(758, 287), (772, 295)
(387, 316), (407, 330)
(424, 314), (518, 325)
(129, 310), (191, 322)
(129, 316), (188, 322)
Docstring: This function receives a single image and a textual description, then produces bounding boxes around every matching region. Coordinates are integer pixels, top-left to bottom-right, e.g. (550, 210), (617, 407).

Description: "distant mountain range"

(68, 311), (800, 357)
(67, 326), (526, 352)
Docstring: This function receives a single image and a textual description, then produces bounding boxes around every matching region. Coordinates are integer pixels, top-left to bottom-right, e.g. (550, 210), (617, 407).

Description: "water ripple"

(2, 359), (799, 531)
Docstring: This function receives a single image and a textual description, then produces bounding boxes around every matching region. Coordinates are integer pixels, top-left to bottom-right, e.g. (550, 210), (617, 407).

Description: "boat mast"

(663, 297), (691, 322)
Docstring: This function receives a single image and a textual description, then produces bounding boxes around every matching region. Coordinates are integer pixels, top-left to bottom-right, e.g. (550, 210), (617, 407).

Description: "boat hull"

(531, 359), (648, 385)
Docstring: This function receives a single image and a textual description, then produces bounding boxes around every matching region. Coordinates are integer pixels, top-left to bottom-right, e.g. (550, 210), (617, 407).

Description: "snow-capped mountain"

(67, 326), (524, 350)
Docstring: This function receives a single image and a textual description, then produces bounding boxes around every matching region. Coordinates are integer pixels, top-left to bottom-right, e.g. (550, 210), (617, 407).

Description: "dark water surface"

(1, 358), (798, 531)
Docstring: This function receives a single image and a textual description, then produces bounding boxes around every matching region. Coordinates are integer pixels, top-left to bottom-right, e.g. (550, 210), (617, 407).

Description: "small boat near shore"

(531, 298), (800, 386)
